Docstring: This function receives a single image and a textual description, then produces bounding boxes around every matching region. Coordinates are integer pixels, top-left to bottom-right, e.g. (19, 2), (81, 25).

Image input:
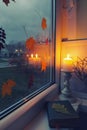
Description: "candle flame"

(35, 54), (38, 58)
(31, 54), (34, 58)
(64, 54), (72, 60)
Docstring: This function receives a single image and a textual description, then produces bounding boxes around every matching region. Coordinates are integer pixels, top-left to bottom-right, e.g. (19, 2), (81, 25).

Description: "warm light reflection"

(64, 54), (72, 60)
(35, 54), (38, 58)
(29, 53), (41, 66)
(31, 54), (34, 58)
(62, 54), (73, 72)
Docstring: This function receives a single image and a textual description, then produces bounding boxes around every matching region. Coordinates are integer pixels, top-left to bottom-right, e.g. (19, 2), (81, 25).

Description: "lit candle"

(62, 54), (73, 72)
(29, 53), (41, 66)
(35, 54), (38, 58)
(31, 54), (34, 58)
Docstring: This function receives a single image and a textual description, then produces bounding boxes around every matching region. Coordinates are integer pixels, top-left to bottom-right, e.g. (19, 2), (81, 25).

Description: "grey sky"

(0, 0), (52, 44)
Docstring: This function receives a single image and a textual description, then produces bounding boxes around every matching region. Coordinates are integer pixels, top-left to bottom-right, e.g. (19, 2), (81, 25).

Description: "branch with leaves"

(73, 57), (87, 81)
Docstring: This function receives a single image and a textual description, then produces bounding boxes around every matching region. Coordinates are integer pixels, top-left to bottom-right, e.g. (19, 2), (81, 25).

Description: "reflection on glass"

(0, 0), (54, 115)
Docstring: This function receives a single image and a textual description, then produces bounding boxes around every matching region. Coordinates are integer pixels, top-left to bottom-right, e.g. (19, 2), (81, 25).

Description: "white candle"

(63, 54), (73, 72)
(29, 53), (41, 66)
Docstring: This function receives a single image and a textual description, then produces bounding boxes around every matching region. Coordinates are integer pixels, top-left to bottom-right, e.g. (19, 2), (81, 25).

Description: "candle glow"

(63, 54), (73, 72)
(29, 53), (41, 66)
(35, 54), (38, 58)
(31, 54), (34, 58)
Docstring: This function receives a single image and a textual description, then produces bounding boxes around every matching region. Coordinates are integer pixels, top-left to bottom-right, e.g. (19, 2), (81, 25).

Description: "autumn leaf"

(2, 79), (16, 97)
(41, 17), (47, 30)
(7, 79), (16, 87)
(41, 60), (47, 72)
(45, 38), (49, 45)
(26, 36), (36, 51)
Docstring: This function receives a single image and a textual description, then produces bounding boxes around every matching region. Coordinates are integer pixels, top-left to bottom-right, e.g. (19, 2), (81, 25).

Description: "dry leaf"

(45, 38), (49, 45)
(41, 17), (47, 30)
(41, 60), (47, 72)
(2, 79), (16, 97)
(26, 37), (36, 51)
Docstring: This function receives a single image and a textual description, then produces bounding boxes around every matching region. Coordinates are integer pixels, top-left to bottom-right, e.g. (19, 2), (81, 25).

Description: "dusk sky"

(0, 0), (52, 44)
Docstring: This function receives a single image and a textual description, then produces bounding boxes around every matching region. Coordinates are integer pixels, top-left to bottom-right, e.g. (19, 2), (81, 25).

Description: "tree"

(0, 28), (6, 51)
(2, 0), (15, 6)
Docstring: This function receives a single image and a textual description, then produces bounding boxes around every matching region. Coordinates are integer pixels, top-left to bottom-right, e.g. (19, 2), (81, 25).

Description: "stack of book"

(47, 100), (80, 128)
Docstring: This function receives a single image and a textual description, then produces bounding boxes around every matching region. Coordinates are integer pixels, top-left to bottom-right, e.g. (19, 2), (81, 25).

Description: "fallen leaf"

(45, 38), (49, 45)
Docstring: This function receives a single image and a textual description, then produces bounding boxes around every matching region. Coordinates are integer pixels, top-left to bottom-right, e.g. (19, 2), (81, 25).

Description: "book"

(47, 100), (80, 128)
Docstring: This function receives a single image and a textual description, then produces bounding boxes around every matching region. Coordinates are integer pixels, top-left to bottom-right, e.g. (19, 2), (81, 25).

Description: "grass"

(0, 58), (7, 63)
(0, 65), (50, 112)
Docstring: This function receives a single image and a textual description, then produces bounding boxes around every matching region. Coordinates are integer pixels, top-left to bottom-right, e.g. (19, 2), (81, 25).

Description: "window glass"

(0, 0), (55, 118)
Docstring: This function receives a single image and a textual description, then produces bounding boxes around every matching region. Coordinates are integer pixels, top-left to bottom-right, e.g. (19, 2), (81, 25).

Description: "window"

(0, 0), (55, 119)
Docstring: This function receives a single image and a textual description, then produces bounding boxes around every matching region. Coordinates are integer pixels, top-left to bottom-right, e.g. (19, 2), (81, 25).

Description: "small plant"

(72, 57), (87, 81)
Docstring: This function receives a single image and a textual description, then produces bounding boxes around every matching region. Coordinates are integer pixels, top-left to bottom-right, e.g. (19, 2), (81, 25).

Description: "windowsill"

(24, 107), (53, 130)
(24, 94), (87, 130)
(1, 83), (58, 130)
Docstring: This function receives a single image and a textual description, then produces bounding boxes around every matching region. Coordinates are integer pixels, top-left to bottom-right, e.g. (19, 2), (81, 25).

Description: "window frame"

(0, 0), (56, 120)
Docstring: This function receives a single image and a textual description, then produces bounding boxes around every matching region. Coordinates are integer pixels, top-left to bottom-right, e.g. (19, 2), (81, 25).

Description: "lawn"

(0, 65), (50, 112)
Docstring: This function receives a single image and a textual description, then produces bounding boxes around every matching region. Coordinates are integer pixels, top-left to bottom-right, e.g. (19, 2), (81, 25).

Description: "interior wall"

(61, 0), (77, 39)
(77, 0), (87, 38)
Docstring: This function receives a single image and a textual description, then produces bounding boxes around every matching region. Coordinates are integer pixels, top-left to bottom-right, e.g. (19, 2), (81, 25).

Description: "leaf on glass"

(41, 17), (47, 30)
(45, 38), (49, 45)
(28, 74), (34, 88)
(26, 37), (36, 51)
(2, 79), (16, 97)
(41, 60), (47, 72)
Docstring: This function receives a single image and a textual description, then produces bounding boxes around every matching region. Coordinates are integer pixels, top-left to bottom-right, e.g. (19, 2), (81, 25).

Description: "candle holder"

(61, 71), (76, 103)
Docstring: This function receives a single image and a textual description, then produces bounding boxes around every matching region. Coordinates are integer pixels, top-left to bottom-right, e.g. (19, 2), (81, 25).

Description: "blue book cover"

(47, 100), (80, 128)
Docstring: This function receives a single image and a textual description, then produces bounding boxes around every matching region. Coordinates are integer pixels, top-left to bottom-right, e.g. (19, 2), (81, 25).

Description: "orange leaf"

(45, 38), (49, 45)
(41, 17), (47, 30)
(2, 79), (16, 97)
(7, 79), (16, 87)
(41, 60), (47, 72)
(26, 37), (36, 51)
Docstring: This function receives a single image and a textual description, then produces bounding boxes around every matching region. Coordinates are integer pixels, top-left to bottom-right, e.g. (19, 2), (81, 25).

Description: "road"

(0, 61), (16, 68)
